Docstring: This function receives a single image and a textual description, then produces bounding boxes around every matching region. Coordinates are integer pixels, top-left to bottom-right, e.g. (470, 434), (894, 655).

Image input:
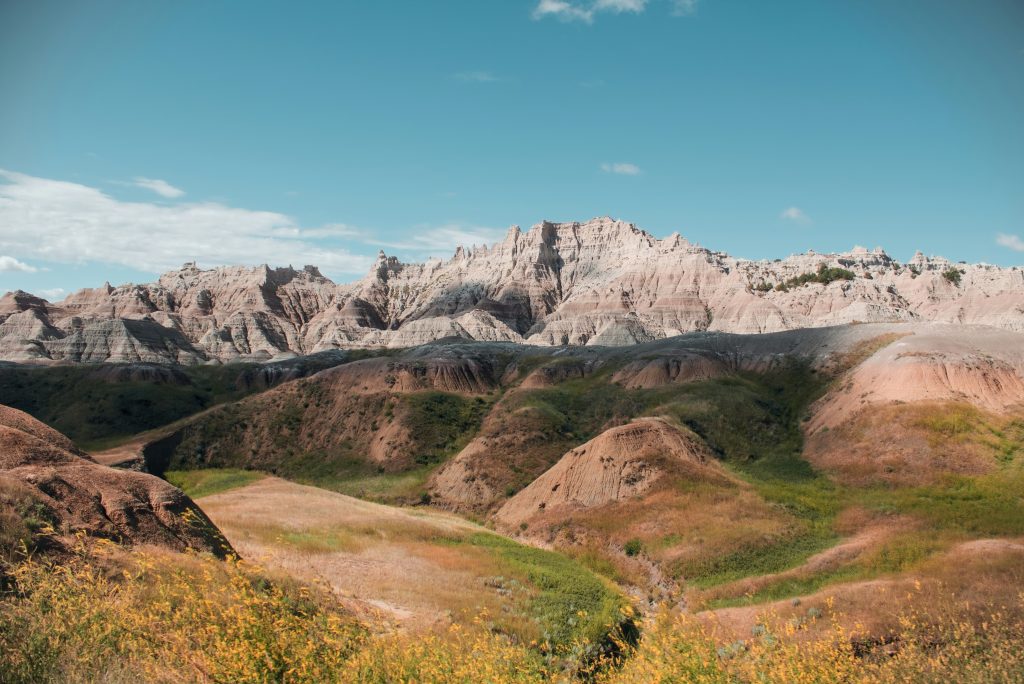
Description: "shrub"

(775, 264), (855, 292)
(942, 267), (963, 286)
(623, 539), (643, 557)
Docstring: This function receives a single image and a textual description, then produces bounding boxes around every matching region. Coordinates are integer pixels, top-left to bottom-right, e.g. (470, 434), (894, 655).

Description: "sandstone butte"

(1, 217), (1022, 364)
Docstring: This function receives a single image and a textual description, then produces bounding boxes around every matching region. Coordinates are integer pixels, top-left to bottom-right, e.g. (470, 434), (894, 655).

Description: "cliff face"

(3, 217), (1023, 363)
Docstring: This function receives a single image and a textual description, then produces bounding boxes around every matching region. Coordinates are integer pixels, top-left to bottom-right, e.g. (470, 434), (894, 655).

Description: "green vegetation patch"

(462, 532), (626, 648)
(402, 392), (491, 467)
(285, 391), (490, 503)
(942, 267), (963, 285)
(774, 264), (855, 292)
(164, 468), (265, 499)
(862, 467), (1024, 537)
(654, 363), (841, 587)
(706, 532), (949, 609)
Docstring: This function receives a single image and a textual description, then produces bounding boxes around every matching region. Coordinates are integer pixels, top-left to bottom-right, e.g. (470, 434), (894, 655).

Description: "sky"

(1, 0), (1022, 300)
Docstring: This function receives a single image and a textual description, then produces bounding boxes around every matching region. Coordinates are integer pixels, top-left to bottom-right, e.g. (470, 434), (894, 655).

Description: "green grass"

(164, 468), (265, 499)
(684, 526), (839, 590)
(697, 400), (1024, 605)
(860, 466), (1024, 537)
(706, 532), (949, 609)
(647, 362), (842, 587)
(305, 465), (437, 504)
(401, 392), (492, 467)
(503, 359), (844, 592)
(163, 387), (493, 506)
(460, 532), (627, 647)
(285, 391), (490, 503)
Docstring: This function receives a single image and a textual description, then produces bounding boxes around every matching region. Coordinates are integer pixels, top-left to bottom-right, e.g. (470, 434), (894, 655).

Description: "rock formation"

(0, 405), (232, 556)
(3, 218), (1022, 363)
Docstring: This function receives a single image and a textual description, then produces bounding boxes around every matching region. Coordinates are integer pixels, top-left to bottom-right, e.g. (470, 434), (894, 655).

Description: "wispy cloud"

(533, 0), (696, 23)
(780, 206), (812, 224)
(36, 287), (65, 301)
(0, 255), (37, 273)
(595, 0), (649, 12)
(375, 224), (507, 258)
(996, 233), (1024, 252)
(453, 70), (498, 83)
(670, 0), (698, 16)
(533, 0), (595, 23)
(132, 177), (185, 198)
(600, 162), (641, 175)
(0, 169), (373, 277)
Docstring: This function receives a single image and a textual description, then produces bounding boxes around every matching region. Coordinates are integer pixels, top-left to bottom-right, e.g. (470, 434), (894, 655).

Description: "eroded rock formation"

(3, 218), (1022, 363)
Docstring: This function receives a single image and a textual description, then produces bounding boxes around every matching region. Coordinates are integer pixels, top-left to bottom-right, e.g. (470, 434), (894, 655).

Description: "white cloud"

(0, 169), (373, 277)
(780, 206), (811, 224)
(996, 233), (1024, 252)
(376, 224), (508, 258)
(0, 255), (37, 273)
(533, 0), (694, 22)
(594, 0), (649, 12)
(670, 0), (698, 15)
(453, 70), (498, 83)
(600, 162), (641, 175)
(36, 287), (66, 301)
(132, 177), (185, 198)
(533, 0), (594, 22)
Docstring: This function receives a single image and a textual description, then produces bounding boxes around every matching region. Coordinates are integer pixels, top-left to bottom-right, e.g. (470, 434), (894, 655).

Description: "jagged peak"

(366, 250), (403, 282)
(0, 289), (50, 312)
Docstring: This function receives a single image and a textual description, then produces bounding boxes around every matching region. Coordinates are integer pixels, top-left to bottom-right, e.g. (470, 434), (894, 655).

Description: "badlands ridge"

(1, 217), (1022, 363)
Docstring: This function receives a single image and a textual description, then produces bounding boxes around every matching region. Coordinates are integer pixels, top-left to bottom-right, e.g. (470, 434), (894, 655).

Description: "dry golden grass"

(195, 476), (625, 644)
(196, 476), (513, 630)
(0, 540), (367, 684)
(3, 539), (1021, 684)
(602, 596), (1024, 684)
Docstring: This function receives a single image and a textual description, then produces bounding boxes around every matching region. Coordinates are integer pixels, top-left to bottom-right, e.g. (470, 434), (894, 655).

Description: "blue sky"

(1, 0), (1022, 300)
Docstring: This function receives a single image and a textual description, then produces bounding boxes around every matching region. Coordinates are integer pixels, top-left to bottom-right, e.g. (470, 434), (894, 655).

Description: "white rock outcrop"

(3, 218), (1023, 363)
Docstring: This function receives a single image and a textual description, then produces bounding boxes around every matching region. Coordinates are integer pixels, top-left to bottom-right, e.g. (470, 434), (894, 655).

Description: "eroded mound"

(806, 401), (1022, 486)
(0, 404), (83, 455)
(495, 418), (719, 528)
(810, 329), (1024, 432)
(0, 405), (231, 557)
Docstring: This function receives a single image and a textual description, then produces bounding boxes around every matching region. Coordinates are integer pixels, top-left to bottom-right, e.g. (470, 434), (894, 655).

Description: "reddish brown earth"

(0, 405), (230, 557)
(494, 417), (724, 529)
